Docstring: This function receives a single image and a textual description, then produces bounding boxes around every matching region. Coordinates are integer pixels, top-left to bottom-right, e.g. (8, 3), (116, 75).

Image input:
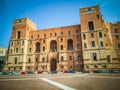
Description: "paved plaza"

(0, 73), (120, 90)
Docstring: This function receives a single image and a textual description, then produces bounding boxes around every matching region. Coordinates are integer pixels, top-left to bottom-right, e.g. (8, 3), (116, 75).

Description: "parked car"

(100, 70), (108, 73)
(37, 71), (43, 74)
(82, 70), (90, 73)
(63, 70), (69, 73)
(93, 70), (101, 73)
(108, 70), (120, 73)
(69, 70), (75, 73)
(2, 72), (9, 75)
(8, 71), (14, 75)
(20, 71), (26, 74)
(27, 71), (34, 74)
(13, 72), (21, 75)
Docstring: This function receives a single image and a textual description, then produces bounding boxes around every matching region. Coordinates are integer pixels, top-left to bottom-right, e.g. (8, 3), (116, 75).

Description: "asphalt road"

(0, 73), (120, 90)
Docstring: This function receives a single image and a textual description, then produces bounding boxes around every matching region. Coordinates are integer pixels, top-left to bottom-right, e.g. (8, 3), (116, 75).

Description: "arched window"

(35, 42), (40, 52)
(67, 39), (73, 50)
(50, 40), (57, 52)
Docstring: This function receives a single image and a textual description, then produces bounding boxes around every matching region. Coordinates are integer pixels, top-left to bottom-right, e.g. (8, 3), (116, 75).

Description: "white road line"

(41, 78), (76, 90)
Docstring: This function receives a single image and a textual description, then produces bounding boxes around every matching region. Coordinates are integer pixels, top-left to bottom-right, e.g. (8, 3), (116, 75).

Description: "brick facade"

(3, 5), (120, 72)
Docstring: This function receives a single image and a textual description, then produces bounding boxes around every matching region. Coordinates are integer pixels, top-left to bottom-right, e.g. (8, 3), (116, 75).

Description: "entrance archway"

(50, 58), (57, 71)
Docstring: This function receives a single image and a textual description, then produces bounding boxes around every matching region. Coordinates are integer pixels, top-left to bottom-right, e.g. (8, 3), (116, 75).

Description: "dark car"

(27, 71), (34, 74)
(8, 71), (14, 75)
(69, 70), (75, 73)
(108, 70), (120, 73)
(82, 70), (90, 73)
(100, 70), (108, 73)
(93, 70), (101, 73)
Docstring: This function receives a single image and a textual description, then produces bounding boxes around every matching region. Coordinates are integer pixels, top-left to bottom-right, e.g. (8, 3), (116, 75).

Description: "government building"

(3, 5), (120, 72)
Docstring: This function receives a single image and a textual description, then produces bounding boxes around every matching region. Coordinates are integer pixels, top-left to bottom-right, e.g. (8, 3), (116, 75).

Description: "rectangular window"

(69, 56), (72, 60)
(61, 32), (63, 35)
(93, 53), (97, 61)
(21, 48), (23, 53)
(37, 34), (39, 38)
(91, 41), (95, 47)
(55, 33), (57, 36)
(68, 31), (71, 35)
(14, 58), (17, 64)
(99, 32), (102, 38)
(77, 44), (80, 49)
(43, 46), (45, 51)
(28, 58), (31, 63)
(118, 44), (120, 48)
(17, 31), (21, 39)
(96, 14), (99, 19)
(50, 33), (52, 37)
(31, 35), (33, 39)
(107, 55), (111, 62)
(22, 40), (24, 45)
(88, 21), (94, 31)
(61, 38), (63, 42)
(83, 34), (86, 40)
(91, 33), (94, 38)
(16, 48), (18, 53)
(61, 45), (63, 50)
(44, 34), (46, 38)
(29, 48), (32, 53)
(76, 36), (79, 40)
(100, 41), (104, 47)
(43, 40), (45, 43)
(114, 28), (118, 33)
(84, 43), (87, 48)
(104, 34), (106, 37)
(36, 58), (38, 63)
(115, 35), (119, 40)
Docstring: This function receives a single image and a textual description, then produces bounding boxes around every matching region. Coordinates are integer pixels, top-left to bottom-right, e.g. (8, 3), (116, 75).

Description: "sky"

(0, 0), (120, 48)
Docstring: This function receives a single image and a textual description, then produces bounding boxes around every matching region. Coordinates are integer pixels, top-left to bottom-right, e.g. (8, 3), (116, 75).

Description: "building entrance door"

(50, 59), (57, 71)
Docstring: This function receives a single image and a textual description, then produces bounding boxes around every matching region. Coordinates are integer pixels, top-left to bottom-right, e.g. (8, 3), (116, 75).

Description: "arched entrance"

(50, 58), (57, 71)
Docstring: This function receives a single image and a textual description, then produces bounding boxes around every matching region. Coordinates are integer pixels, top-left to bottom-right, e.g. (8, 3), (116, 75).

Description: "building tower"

(4, 18), (36, 71)
(80, 5), (120, 71)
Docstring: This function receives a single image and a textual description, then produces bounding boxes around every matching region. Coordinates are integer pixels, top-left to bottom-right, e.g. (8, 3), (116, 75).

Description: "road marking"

(0, 74), (120, 81)
(41, 78), (76, 90)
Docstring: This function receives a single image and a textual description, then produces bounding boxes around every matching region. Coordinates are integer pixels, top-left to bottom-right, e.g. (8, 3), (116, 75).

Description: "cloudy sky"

(0, 0), (120, 48)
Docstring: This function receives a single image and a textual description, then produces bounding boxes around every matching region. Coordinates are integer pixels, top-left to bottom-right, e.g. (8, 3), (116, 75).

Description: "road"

(0, 73), (120, 90)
